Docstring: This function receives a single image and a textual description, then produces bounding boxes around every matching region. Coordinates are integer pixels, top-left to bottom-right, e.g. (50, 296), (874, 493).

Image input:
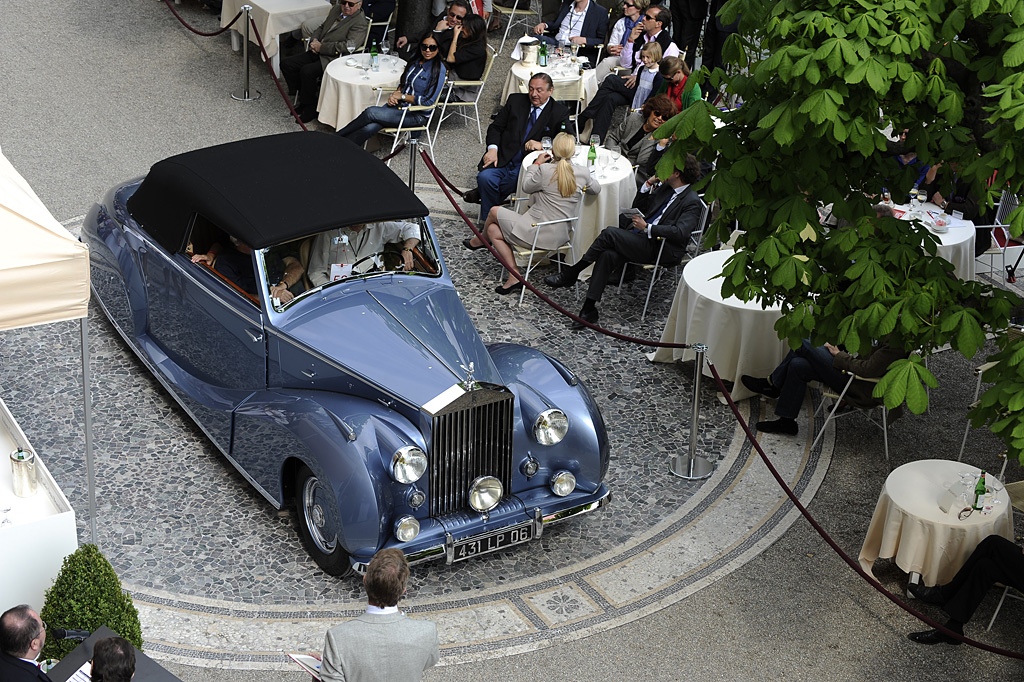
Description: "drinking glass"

(916, 188), (927, 205)
(381, 39), (390, 57)
(571, 43), (579, 62)
(541, 136), (552, 152)
(589, 134), (600, 147)
(361, 62), (371, 80)
(881, 187), (891, 205)
(346, 39), (356, 55)
(0, 497), (10, 527)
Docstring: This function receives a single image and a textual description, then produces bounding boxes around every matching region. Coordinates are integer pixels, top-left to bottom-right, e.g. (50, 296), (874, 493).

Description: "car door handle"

(301, 370), (316, 379)
(245, 329), (263, 343)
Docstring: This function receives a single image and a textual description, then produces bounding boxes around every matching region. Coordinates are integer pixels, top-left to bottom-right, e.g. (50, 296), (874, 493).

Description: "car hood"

(277, 280), (504, 410)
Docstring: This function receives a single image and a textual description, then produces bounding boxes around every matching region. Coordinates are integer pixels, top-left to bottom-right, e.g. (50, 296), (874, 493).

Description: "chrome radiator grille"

(428, 388), (514, 516)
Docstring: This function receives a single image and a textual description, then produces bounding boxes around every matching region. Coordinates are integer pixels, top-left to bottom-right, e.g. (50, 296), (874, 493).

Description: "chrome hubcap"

(302, 476), (337, 554)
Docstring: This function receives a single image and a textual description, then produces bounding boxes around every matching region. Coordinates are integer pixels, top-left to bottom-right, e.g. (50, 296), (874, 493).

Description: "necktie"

(647, 189), (675, 225)
(522, 107), (539, 143)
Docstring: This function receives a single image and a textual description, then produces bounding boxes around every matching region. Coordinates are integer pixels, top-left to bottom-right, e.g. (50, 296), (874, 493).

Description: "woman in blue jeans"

(335, 36), (447, 145)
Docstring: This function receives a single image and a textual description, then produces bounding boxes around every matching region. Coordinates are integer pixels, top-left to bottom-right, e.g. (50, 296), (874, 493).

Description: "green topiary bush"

(39, 544), (143, 660)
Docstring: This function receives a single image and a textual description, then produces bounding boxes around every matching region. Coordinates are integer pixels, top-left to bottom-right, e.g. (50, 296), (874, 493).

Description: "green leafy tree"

(40, 544), (143, 659)
(654, 0), (1024, 461)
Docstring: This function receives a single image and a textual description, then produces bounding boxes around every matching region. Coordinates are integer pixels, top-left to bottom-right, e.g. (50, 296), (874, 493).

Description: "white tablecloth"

(500, 57), (599, 107)
(649, 249), (790, 400)
(892, 202), (976, 280)
(317, 54), (403, 130)
(516, 146), (636, 258)
(858, 459), (1013, 586)
(222, 0), (331, 60)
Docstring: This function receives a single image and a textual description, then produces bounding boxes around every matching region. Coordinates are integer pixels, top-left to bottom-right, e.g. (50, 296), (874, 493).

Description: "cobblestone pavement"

(3, 2), (1024, 680)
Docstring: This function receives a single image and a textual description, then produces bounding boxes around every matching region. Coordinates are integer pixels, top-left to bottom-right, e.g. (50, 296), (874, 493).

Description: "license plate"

(453, 523), (533, 562)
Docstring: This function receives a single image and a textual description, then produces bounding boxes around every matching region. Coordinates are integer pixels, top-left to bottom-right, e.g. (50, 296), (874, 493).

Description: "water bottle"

(539, 41), (548, 67)
(370, 41), (379, 72)
(588, 142), (597, 168)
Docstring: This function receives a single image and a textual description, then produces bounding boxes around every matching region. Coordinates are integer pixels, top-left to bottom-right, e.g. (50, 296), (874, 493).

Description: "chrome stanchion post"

(670, 343), (715, 480)
(232, 5), (261, 102)
(408, 137), (418, 189)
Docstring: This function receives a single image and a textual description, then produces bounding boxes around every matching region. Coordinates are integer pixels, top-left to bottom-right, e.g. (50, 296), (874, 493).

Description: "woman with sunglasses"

(463, 132), (601, 295)
(595, 0), (650, 82)
(654, 56), (701, 114)
(605, 94), (678, 189)
(335, 37), (447, 145)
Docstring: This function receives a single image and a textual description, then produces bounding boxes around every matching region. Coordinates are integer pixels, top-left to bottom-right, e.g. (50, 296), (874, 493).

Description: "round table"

(892, 202), (976, 280)
(649, 249), (790, 400)
(858, 459), (1014, 586)
(499, 56), (599, 107)
(317, 54), (404, 130)
(221, 0), (330, 71)
(516, 146), (637, 259)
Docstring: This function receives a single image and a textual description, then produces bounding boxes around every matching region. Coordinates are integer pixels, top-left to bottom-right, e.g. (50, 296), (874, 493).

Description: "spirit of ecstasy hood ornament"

(459, 362), (476, 390)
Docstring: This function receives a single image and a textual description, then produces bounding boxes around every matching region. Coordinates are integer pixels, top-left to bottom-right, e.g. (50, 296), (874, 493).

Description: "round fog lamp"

(392, 446), (427, 484)
(551, 470), (576, 497)
(469, 475), (503, 512)
(395, 515), (420, 542)
(533, 409), (568, 445)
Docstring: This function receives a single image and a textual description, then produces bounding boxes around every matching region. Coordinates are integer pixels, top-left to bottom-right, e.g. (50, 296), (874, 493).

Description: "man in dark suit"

(0, 605), (52, 682)
(532, 0), (608, 62)
(282, 0), (369, 123)
(670, 0), (708, 69)
(622, 5), (676, 68)
(321, 549), (439, 681)
(907, 534), (1024, 645)
(467, 73), (570, 222)
(544, 153), (703, 328)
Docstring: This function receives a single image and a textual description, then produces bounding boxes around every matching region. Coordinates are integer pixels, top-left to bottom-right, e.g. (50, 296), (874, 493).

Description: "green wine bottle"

(588, 142), (597, 168)
(973, 471), (987, 510)
(539, 41), (548, 67)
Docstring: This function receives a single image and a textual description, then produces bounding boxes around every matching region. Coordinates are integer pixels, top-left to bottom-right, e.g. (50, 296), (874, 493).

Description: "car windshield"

(261, 217), (440, 311)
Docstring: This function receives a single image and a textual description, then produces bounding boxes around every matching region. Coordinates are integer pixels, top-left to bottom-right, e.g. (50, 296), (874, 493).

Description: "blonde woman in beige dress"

(463, 132), (601, 294)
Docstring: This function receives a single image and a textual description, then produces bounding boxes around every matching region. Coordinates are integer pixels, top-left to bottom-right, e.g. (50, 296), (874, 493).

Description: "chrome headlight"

(392, 446), (427, 484)
(395, 515), (420, 542)
(533, 408), (568, 445)
(469, 475), (503, 512)
(551, 470), (576, 497)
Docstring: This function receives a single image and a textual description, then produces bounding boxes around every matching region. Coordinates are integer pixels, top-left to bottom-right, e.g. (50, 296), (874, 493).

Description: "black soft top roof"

(126, 132), (428, 252)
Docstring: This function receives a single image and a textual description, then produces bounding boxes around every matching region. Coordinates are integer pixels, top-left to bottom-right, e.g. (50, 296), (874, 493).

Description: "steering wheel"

(349, 252), (386, 274)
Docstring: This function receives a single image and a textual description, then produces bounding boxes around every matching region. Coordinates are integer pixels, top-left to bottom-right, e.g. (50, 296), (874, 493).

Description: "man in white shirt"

(308, 221), (421, 286)
(532, 0), (608, 61)
(320, 549), (440, 682)
(621, 5), (679, 68)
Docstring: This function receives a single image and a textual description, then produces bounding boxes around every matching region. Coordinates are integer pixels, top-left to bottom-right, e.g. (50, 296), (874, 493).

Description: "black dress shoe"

(908, 628), (961, 645)
(299, 110), (318, 123)
(463, 187), (481, 204)
(755, 418), (798, 435)
(544, 271), (576, 288)
(570, 309), (599, 330)
(495, 282), (524, 295)
(908, 582), (946, 607)
(462, 237), (485, 251)
(741, 375), (780, 399)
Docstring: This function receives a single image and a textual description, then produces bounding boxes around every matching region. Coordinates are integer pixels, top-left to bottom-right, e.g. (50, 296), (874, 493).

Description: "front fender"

(232, 390), (424, 558)
(487, 343), (610, 488)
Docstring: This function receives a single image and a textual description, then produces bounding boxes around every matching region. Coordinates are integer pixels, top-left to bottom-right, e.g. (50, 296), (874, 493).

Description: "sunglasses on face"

(644, 14), (657, 20)
(340, 0), (359, 6)
(421, 43), (439, 51)
(448, 11), (464, 21)
(623, 1), (635, 5)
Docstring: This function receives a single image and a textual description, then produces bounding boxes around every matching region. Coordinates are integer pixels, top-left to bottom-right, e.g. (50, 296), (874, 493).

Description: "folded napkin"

(511, 36), (539, 61)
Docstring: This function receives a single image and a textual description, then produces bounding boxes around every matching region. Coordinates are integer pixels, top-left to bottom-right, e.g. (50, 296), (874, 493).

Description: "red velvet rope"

(419, 150), (693, 347)
(380, 143), (408, 163)
(706, 361), (1024, 659)
(246, 17), (308, 130)
(162, 0), (242, 36)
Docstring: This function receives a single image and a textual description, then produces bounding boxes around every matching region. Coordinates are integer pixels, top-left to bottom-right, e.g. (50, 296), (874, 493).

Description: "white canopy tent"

(0, 149), (97, 542)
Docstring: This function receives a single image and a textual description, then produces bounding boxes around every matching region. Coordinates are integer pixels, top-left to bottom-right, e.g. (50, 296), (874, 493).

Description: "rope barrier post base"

(232, 5), (262, 102)
(407, 137), (418, 189)
(670, 343), (715, 480)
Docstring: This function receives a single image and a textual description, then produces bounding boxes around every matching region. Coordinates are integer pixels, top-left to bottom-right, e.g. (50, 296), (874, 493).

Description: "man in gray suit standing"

(320, 549), (440, 681)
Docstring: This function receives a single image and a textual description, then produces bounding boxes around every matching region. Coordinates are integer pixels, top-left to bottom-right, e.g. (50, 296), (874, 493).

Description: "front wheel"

(294, 464), (353, 577)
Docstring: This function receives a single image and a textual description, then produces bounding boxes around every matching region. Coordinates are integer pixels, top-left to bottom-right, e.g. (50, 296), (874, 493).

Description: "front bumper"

(350, 487), (611, 574)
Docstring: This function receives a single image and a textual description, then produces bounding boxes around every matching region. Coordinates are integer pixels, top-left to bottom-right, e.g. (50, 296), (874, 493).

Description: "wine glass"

(916, 188), (927, 206)
(361, 62), (371, 80)
(346, 39), (357, 55)
(589, 134), (600, 148)
(0, 497), (11, 527)
(541, 136), (552, 152)
(381, 39), (390, 58)
(571, 43), (579, 63)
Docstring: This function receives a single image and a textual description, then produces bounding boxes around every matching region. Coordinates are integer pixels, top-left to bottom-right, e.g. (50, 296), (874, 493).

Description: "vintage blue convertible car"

(84, 133), (610, 576)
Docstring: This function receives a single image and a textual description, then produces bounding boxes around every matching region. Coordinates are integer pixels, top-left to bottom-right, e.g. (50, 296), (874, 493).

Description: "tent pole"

(81, 316), (97, 546)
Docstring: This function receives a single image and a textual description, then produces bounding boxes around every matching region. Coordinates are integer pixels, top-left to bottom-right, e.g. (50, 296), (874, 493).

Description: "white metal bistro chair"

(976, 191), (1022, 280)
(495, 0), (540, 56)
(955, 360), (1012, 481)
(501, 188), (586, 306)
(809, 372), (892, 469)
(616, 197), (709, 321)
(433, 45), (497, 144)
(985, 480), (1024, 630)
(370, 87), (439, 163)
